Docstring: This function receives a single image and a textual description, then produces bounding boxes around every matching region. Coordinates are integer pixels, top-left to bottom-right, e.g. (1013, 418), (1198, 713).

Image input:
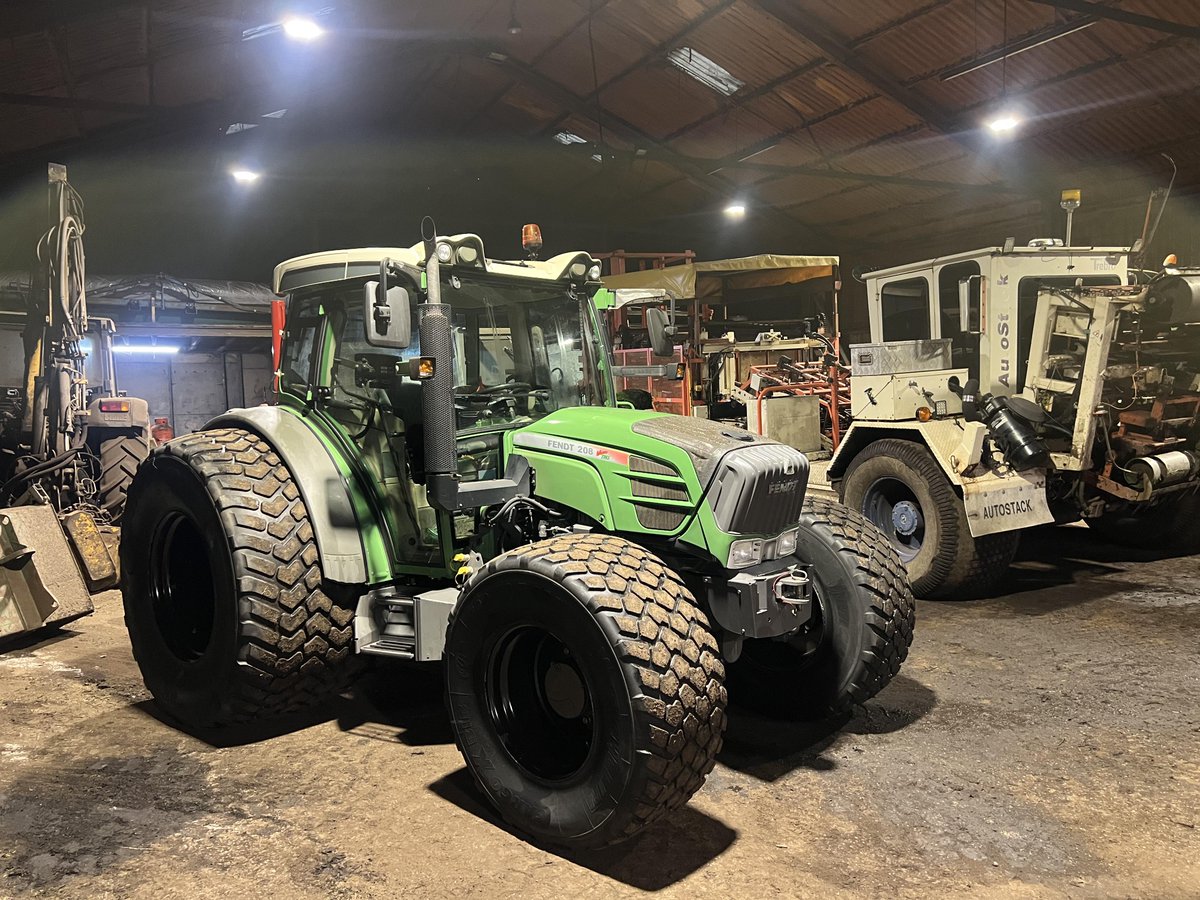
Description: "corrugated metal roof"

(0, 0), (1196, 258)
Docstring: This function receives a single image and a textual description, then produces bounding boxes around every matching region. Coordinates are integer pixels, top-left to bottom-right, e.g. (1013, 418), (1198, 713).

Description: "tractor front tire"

(727, 497), (915, 720)
(444, 533), (727, 850)
(841, 438), (1019, 598)
(121, 427), (355, 728)
(97, 432), (151, 523)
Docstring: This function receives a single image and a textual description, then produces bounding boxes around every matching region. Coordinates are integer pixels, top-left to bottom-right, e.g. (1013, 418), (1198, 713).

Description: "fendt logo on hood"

(768, 479), (799, 494)
(513, 433), (631, 466)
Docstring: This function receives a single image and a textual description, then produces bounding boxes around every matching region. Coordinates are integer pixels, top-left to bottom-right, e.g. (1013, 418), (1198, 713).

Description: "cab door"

(869, 269), (935, 343)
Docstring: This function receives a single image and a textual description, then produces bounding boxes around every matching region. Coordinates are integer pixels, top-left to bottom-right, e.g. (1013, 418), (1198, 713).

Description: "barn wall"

(116, 352), (272, 435)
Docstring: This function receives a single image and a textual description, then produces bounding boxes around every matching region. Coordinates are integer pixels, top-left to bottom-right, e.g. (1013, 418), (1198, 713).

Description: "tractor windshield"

(442, 274), (609, 433)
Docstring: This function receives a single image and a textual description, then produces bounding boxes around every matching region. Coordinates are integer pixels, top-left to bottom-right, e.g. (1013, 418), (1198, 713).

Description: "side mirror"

(364, 265), (412, 349)
(645, 305), (676, 358)
(958, 277), (980, 334)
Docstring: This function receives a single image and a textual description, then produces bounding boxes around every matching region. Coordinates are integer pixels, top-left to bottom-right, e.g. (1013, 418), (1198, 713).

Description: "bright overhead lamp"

(986, 113), (1021, 134)
(282, 16), (324, 41)
(724, 202), (747, 220)
(231, 168), (261, 184)
(113, 344), (180, 355)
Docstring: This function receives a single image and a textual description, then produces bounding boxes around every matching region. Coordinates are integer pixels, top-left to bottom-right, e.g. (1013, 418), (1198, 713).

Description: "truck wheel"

(727, 497), (915, 720)
(120, 427), (355, 728)
(840, 438), (1019, 598)
(444, 533), (727, 850)
(97, 432), (150, 523)
(1087, 494), (1200, 552)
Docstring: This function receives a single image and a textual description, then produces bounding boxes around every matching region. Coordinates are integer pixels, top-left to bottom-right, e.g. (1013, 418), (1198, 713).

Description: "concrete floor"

(2, 525), (1198, 899)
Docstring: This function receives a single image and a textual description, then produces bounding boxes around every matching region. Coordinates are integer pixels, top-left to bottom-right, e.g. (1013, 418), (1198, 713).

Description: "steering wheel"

(484, 381), (533, 393)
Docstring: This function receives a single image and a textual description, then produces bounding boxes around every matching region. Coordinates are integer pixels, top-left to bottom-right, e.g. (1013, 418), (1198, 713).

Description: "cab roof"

(864, 244), (1130, 281)
(272, 234), (598, 294)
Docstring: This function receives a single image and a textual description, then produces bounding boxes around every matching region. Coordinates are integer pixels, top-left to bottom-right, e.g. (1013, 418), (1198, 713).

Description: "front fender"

(208, 407), (368, 584)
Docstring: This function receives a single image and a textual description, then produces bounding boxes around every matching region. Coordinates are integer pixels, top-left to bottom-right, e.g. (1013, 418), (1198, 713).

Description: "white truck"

(827, 240), (1200, 597)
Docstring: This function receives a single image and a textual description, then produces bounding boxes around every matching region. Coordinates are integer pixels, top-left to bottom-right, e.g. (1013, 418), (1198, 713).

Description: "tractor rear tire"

(727, 497), (915, 720)
(121, 427), (355, 728)
(1087, 494), (1200, 553)
(444, 532), (727, 850)
(841, 438), (1019, 599)
(97, 432), (150, 523)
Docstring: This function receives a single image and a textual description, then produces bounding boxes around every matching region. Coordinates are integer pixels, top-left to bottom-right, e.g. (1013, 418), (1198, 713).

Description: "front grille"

(705, 443), (809, 535)
(629, 455), (688, 530)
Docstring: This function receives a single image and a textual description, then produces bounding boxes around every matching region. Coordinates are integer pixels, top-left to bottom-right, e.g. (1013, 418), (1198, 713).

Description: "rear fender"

(208, 407), (369, 584)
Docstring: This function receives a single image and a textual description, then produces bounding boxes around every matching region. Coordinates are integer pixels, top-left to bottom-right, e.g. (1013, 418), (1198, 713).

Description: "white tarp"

(602, 254), (839, 300)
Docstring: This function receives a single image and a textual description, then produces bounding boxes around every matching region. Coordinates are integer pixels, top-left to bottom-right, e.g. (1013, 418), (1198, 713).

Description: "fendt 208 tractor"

(120, 225), (914, 848)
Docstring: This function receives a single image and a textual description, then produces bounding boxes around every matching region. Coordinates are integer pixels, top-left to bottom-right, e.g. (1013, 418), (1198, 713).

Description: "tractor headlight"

(435, 242), (454, 264)
(588, 263), (601, 280)
(727, 539), (763, 569)
(776, 527), (798, 558)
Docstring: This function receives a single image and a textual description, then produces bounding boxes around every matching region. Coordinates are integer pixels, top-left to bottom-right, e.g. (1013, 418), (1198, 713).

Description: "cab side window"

(880, 277), (931, 342)
(937, 261), (981, 377)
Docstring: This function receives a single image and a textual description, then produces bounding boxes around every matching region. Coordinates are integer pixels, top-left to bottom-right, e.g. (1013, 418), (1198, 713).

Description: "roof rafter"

(1026, 0), (1200, 39)
(538, 0), (739, 138)
(488, 54), (836, 245)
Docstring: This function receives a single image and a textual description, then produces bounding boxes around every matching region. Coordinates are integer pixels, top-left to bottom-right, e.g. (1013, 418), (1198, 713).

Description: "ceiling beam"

(663, 58), (827, 142)
(936, 15), (1098, 81)
(0, 93), (152, 115)
(488, 55), (837, 244)
(750, 0), (968, 139)
(560, 143), (1015, 193)
(709, 158), (1013, 193)
(1025, 1), (1200, 39)
(538, 0), (738, 138)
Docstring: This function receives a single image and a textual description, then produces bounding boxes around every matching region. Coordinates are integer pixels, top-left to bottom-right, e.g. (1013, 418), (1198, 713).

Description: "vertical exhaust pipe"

(420, 251), (459, 507)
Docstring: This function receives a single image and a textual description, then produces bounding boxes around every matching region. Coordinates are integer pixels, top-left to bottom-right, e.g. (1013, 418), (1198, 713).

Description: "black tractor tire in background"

(121, 427), (356, 728)
(840, 438), (1019, 599)
(727, 497), (916, 720)
(97, 431), (151, 523)
(1087, 493), (1200, 553)
(445, 532), (727, 850)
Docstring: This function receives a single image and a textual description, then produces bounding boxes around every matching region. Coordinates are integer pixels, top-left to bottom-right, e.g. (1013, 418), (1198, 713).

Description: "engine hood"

(508, 407), (809, 541)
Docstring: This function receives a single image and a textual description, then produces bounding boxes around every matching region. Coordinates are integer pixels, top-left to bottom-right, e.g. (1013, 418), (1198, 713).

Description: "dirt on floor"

(1, 524), (1198, 899)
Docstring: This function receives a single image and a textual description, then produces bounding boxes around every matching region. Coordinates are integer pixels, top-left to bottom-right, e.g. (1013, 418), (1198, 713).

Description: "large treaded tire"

(841, 438), (1019, 599)
(121, 427), (355, 728)
(728, 497), (916, 720)
(444, 532), (727, 850)
(1087, 493), (1200, 552)
(97, 432), (151, 523)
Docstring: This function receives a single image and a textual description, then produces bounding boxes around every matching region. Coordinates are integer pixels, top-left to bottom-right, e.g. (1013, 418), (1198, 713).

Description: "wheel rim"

(485, 625), (596, 783)
(862, 476), (926, 563)
(148, 512), (216, 661)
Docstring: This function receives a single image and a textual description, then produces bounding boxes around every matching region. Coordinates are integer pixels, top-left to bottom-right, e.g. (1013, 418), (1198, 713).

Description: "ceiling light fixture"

(986, 113), (1021, 134)
(113, 344), (180, 355)
(231, 168), (261, 184)
(282, 16), (324, 41)
(724, 202), (747, 220)
(507, 0), (522, 35)
(668, 47), (744, 97)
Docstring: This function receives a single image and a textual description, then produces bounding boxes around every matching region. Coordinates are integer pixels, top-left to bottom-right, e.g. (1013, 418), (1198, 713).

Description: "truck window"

(881, 277), (931, 341)
(1016, 275), (1120, 389)
(938, 261), (981, 377)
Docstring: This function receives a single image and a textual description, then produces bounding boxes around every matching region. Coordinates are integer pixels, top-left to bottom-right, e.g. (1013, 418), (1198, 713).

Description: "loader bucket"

(0, 505), (93, 643)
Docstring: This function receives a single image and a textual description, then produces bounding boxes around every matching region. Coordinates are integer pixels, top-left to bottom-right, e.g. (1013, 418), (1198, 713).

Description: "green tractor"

(120, 224), (915, 849)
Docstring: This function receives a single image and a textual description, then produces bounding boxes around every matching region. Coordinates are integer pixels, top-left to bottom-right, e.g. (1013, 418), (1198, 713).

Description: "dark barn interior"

(1, 3), (1199, 897)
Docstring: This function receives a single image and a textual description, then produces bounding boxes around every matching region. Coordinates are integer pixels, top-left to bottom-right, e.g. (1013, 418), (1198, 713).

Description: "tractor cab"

(270, 235), (613, 573)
